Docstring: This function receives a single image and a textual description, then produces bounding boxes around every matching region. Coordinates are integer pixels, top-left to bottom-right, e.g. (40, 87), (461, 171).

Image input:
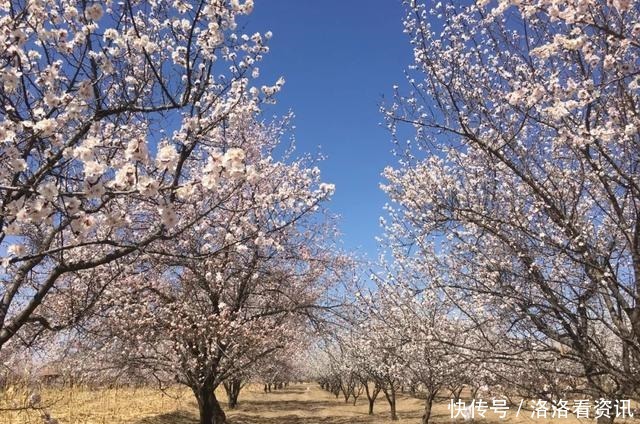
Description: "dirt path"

(221, 383), (424, 424)
(137, 383), (425, 424)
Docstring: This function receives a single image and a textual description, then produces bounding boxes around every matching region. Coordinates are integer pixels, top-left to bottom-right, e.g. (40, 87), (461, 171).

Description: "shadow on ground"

(134, 406), (430, 424)
(228, 414), (376, 424)
(134, 409), (373, 424)
(260, 387), (307, 395)
(135, 410), (198, 424)
(134, 388), (431, 424)
(235, 398), (344, 414)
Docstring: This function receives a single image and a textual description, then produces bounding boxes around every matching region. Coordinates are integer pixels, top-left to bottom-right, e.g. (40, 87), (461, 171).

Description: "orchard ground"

(1, 383), (634, 424)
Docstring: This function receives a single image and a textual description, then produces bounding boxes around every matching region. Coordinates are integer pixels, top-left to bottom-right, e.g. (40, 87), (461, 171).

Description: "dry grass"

(0, 383), (636, 423)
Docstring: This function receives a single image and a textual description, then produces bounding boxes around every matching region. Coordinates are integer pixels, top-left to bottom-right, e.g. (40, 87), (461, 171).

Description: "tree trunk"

(223, 378), (242, 409)
(384, 387), (398, 421)
(363, 381), (380, 415)
(342, 386), (351, 403)
(409, 384), (417, 396)
(451, 386), (463, 402)
(422, 393), (436, 424)
(352, 390), (360, 406)
(194, 386), (226, 424)
(470, 386), (480, 400)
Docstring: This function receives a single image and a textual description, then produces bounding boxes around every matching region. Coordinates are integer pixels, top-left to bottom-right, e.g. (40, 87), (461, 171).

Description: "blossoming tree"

(383, 0), (640, 417)
(76, 119), (344, 424)
(0, 0), (286, 351)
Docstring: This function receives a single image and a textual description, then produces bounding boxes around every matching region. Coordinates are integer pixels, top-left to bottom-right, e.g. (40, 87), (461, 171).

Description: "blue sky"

(247, 1), (412, 258)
